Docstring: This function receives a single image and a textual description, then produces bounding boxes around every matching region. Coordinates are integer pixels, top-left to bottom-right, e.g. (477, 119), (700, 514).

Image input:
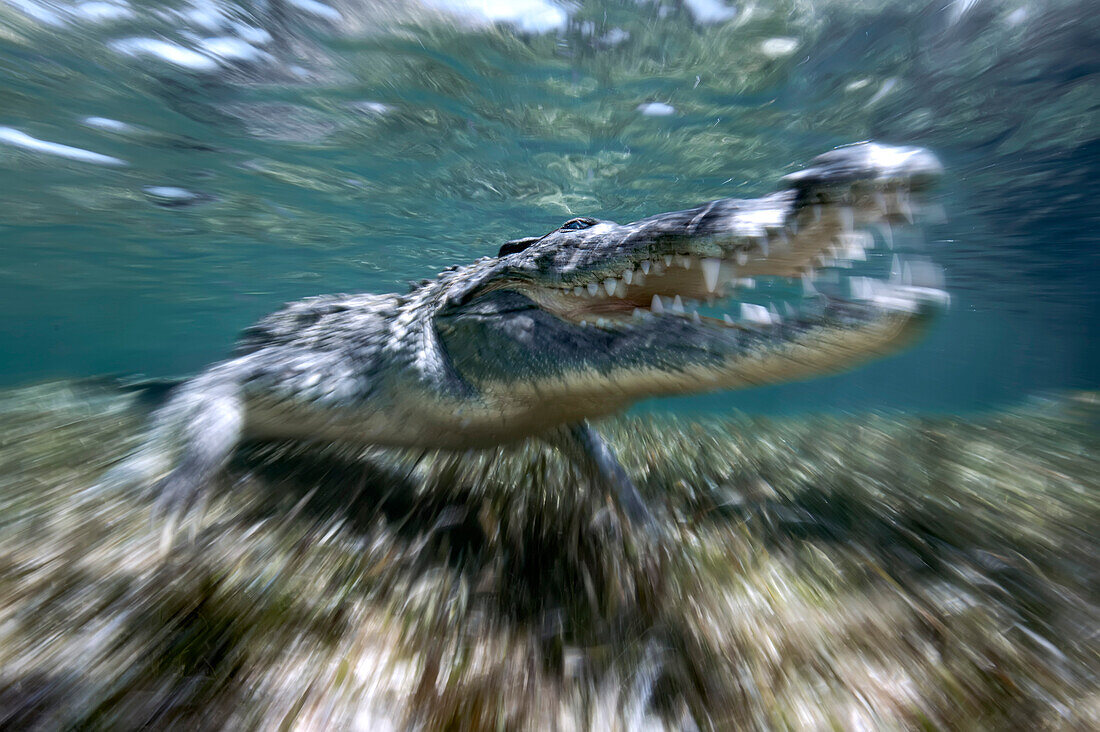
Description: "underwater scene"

(0, 0), (1097, 729)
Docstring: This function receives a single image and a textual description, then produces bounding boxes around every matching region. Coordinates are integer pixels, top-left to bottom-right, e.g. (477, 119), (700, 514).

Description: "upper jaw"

(440, 141), (949, 335)
(513, 161), (945, 329)
(782, 142), (944, 191)
(550, 144), (941, 285)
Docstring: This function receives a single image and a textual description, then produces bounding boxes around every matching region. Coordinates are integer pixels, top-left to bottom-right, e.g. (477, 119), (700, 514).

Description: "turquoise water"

(0, 0), (1096, 414)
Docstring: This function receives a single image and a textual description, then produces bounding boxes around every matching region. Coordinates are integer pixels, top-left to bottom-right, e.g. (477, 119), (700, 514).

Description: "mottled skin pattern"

(108, 142), (948, 534)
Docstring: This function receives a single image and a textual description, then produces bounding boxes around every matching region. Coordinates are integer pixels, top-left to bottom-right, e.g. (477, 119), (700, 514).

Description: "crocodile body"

(110, 142), (949, 533)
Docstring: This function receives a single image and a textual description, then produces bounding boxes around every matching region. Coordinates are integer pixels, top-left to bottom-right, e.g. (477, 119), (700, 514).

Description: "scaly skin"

(108, 142), (949, 533)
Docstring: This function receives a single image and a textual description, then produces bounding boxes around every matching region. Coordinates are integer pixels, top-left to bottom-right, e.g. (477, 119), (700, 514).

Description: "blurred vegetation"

(0, 382), (1096, 729)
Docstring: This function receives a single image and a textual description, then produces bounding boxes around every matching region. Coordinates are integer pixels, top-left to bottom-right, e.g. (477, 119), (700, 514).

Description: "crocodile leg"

(550, 421), (654, 528)
(150, 378), (244, 552)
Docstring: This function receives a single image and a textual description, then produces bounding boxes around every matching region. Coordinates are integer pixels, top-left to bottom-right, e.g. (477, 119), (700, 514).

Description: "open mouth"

(521, 180), (949, 330)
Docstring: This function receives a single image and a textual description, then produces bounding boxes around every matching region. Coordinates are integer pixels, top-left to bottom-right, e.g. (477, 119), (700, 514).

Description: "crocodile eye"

(497, 236), (541, 257)
(560, 217), (597, 231)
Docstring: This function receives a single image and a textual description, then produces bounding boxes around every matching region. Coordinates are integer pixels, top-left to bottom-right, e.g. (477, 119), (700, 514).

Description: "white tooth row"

(563, 211), (906, 305)
(581, 307), (773, 327)
(801, 185), (932, 241)
(648, 293), (692, 315)
(848, 276), (950, 311)
(824, 183), (924, 227)
(565, 219), (895, 300)
(618, 294), (780, 328)
(563, 253), (760, 300)
(847, 255), (949, 311)
(813, 222), (892, 267)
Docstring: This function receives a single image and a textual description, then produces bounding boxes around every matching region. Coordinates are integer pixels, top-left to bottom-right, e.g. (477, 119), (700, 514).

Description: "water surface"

(1, 0), (1096, 413)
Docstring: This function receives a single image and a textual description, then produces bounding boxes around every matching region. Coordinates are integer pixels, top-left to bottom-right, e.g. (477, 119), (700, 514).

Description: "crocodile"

(108, 142), (948, 538)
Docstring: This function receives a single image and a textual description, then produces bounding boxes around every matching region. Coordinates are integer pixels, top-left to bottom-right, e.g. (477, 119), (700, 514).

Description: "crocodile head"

(434, 142), (948, 425)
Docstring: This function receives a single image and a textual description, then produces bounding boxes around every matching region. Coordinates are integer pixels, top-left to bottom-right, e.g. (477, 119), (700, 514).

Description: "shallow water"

(2, 5), (1099, 727)
(0, 0), (1097, 413)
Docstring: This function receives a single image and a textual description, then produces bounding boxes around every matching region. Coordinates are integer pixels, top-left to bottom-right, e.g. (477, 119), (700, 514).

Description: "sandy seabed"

(0, 382), (1096, 730)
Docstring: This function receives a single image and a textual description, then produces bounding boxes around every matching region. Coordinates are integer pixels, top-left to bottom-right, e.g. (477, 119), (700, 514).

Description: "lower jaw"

(661, 305), (930, 395)
(493, 298), (934, 411)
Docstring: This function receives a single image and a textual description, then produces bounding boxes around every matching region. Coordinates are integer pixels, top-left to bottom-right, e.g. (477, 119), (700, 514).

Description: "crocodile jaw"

(435, 142), (949, 425)
(439, 292), (939, 431)
(519, 307), (930, 410)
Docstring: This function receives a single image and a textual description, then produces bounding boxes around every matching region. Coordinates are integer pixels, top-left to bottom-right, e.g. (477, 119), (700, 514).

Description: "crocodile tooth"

(622, 269), (634, 285)
(580, 319), (588, 327)
(573, 286), (583, 296)
(650, 294), (664, 314)
(736, 250), (748, 266)
(741, 303), (771, 326)
(701, 257), (722, 292)
(723, 314), (735, 326)
(671, 295), (685, 314)
(596, 317), (609, 328)
(692, 311), (702, 324)
(632, 308), (644, 319)
(639, 260), (651, 275)
(663, 255), (673, 267)
(604, 277), (618, 296)
(801, 274), (817, 295)
(812, 204), (821, 222)
(850, 276), (874, 300)
(890, 254), (902, 282)
(736, 277), (756, 289)
(757, 236), (769, 257)
(614, 280), (628, 298)
(587, 282), (599, 296)
(769, 304), (781, 323)
(633, 271), (646, 287)
(678, 255), (692, 269)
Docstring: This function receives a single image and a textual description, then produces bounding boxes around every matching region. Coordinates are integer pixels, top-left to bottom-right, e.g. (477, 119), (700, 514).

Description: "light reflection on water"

(0, 0), (1096, 411)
